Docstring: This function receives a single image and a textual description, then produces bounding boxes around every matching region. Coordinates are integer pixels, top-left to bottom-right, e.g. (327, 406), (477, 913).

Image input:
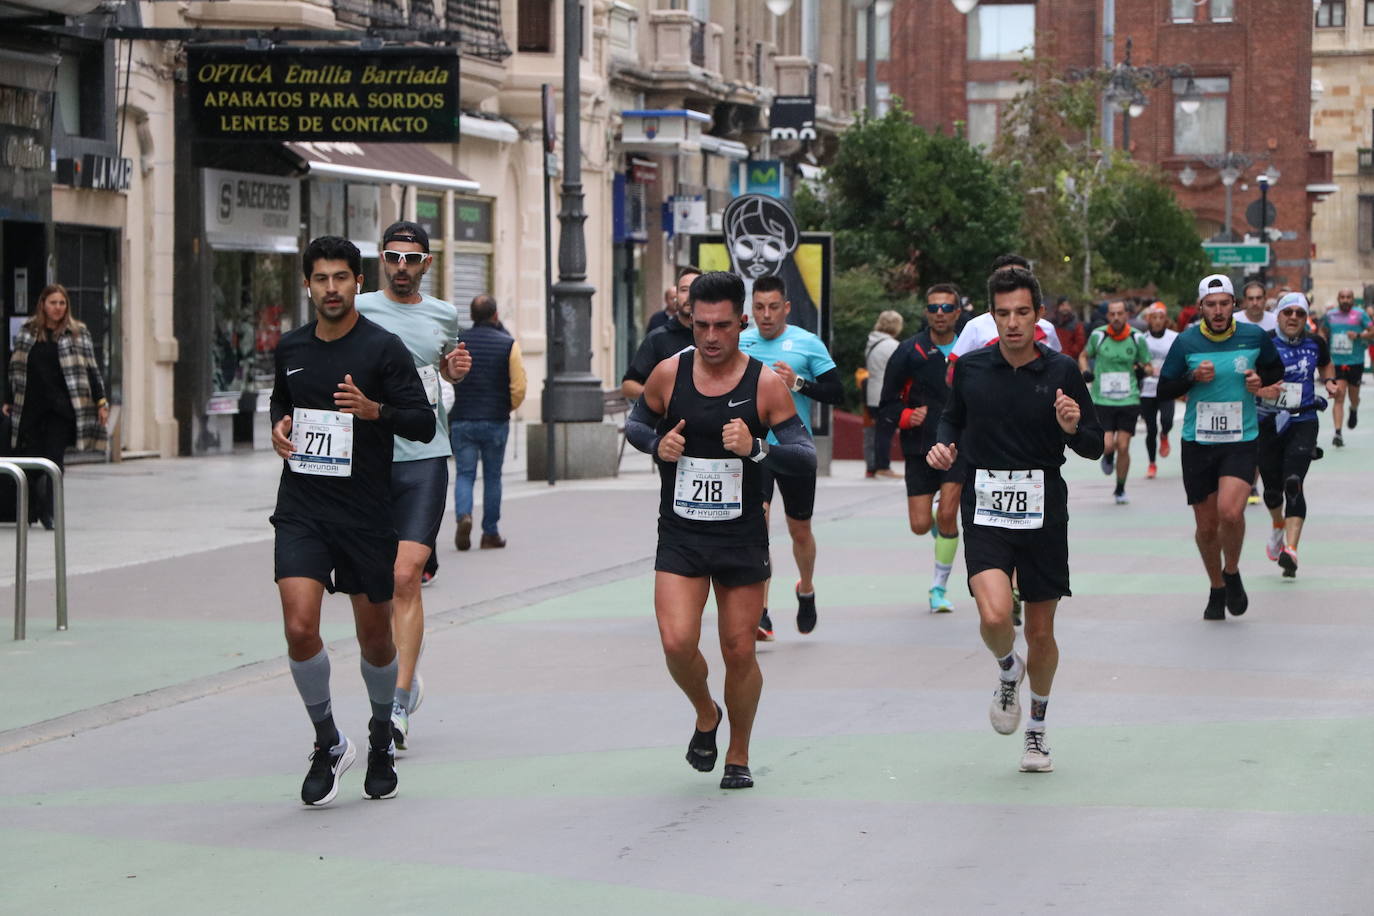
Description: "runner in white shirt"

(1234, 281), (1278, 333)
(1138, 303), (1180, 479)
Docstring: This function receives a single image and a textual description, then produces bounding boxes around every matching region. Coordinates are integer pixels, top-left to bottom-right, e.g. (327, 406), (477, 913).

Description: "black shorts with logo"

(1096, 404), (1140, 434)
(272, 514), (399, 603)
(961, 519), (1071, 604)
(1334, 364), (1363, 387)
(655, 538), (772, 588)
(1180, 439), (1258, 505)
(905, 452), (967, 498)
(758, 465), (816, 521)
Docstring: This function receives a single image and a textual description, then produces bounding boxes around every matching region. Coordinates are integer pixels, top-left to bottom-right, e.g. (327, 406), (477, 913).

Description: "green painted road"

(2, 435), (1372, 914)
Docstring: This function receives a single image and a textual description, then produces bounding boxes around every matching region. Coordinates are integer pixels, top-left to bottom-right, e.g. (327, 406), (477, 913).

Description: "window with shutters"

(518, 0), (554, 52)
(450, 252), (491, 328)
(449, 196), (495, 328)
(1359, 196), (1374, 254)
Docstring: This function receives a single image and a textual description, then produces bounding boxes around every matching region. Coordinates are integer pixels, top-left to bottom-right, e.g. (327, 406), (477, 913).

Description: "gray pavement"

(2, 425), (1372, 914)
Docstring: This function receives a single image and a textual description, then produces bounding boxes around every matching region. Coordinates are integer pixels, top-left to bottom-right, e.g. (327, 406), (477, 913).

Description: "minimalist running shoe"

(990, 657), (1025, 735)
(1349, 406), (1359, 429)
(301, 736), (355, 807)
(1114, 491), (1129, 505)
(1203, 587), (1226, 620)
(1334, 431), (1344, 448)
(1265, 528), (1286, 562)
(1020, 729), (1053, 773)
(1099, 454), (1114, 476)
(756, 609), (775, 642)
(1159, 433), (1171, 458)
(928, 585), (954, 614)
(1278, 546), (1299, 578)
(390, 702), (409, 751)
(796, 586), (818, 634)
(409, 673), (425, 715)
(364, 721), (398, 800)
(1146, 462), (1157, 479)
(1222, 570), (1248, 616)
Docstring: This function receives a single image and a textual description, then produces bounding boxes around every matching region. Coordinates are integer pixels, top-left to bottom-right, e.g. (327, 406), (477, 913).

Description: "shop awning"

(287, 142), (480, 193)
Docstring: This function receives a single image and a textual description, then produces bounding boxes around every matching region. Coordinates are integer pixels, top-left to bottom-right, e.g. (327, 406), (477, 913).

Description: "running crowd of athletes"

(270, 230), (1369, 803)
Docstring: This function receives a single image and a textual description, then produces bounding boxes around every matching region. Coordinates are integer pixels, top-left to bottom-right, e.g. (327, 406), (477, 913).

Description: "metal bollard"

(1, 461), (28, 640)
(3, 457), (66, 636)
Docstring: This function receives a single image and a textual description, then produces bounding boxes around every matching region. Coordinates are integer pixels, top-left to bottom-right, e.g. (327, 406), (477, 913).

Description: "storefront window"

(211, 250), (295, 396)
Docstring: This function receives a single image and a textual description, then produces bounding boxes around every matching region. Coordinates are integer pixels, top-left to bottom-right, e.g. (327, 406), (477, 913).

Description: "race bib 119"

(1195, 400), (1242, 443)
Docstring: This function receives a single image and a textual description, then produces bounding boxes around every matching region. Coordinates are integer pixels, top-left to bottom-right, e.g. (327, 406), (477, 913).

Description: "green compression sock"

(933, 532), (959, 589)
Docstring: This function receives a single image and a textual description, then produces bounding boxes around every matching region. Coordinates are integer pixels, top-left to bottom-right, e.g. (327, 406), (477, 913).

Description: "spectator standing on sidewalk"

(1052, 296), (1087, 361)
(3, 283), (109, 528)
(864, 310), (904, 479)
(451, 294), (526, 550)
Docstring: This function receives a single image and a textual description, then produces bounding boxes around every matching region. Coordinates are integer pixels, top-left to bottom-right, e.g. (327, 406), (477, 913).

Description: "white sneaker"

(409, 672), (425, 715)
(989, 656), (1025, 735)
(1020, 729), (1053, 772)
(1265, 528), (1285, 563)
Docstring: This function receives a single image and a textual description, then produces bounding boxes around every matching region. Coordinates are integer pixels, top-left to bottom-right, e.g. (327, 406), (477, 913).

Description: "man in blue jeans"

(451, 295), (526, 549)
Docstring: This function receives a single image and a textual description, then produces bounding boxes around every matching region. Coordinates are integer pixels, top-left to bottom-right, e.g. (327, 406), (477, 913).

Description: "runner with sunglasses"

(878, 283), (965, 612)
(355, 220), (472, 751)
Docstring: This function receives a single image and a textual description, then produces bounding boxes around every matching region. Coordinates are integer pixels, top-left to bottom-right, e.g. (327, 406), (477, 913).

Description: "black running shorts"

(272, 515), (399, 603)
(1095, 404), (1140, 434)
(905, 452), (967, 498)
(961, 518), (1071, 604)
(758, 466), (816, 521)
(1334, 364), (1363, 387)
(1180, 439), (1258, 505)
(390, 455), (449, 546)
(655, 539), (771, 587)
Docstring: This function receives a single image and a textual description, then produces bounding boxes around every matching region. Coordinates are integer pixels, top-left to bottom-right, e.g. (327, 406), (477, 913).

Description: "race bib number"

(973, 469), (1045, 530)
(673, 456), (743, 521)
(1331, 332), (1354, 356)
(417, 364), (440, 406)
(1140, 360), (1164, 398)
(1099, 371), (1131, 398)
(1195, 400), (1242, 443)
(289, 408), (354, 477)
(1263, 382), (1305, 411)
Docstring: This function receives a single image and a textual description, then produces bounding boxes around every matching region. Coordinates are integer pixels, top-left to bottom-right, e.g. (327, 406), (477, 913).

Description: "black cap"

(381, 220), (430, 252)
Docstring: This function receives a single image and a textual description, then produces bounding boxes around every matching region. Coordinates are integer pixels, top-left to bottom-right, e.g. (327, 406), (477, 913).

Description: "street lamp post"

(851, 0), (893, 117)
(1256, 165), (1279, 285)
(1070, 37), (1199, 154)
(1179, 150), (1254, 243)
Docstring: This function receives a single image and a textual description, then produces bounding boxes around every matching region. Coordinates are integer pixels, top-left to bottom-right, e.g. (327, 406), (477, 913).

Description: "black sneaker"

(796, 587), (817, 634)
(1349, 406), (1358, 429)
(756, 609), (774, 642)
(1203, 587), (1226, 621)
(1222, 571), (1248, 616)
(301, 736), (355, 807)
(1334, 431), (1344, 448)
(363, 720), (398, 800)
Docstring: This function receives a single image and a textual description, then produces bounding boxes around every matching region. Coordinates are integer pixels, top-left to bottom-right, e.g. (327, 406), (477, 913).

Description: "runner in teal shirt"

(1319, 288), (1373, 445)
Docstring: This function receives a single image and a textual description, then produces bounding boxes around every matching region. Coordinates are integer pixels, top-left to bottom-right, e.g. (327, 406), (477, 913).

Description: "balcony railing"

(330, 0), (511, 61)
(1359, 148), (1374, 175)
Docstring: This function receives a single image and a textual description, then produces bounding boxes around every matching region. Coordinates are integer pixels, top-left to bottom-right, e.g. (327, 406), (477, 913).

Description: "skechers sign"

(769, 96), (816, 142)
(188, 47), (459, 142)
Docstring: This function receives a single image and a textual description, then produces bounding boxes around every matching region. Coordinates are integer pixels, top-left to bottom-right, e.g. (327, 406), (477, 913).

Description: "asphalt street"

(2, 422), (1371, 915)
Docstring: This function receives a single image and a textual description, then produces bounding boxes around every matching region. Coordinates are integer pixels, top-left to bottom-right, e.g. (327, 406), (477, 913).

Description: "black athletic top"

(878, 330), (954, 458)
(656, 352), (769, 545)
(270, 314), (435, 529)
(937, 342), (1103, 518)
(624, 320), (694, 385)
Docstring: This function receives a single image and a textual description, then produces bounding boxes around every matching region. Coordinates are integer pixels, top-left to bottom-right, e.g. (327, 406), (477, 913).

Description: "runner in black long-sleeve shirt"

(928, 267), (1102, 775)
(269, 236), (435, 808)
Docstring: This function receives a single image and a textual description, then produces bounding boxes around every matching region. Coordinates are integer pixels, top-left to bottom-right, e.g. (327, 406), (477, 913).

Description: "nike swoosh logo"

(727, 398), (751, 408)
(287, 368), (305, 376)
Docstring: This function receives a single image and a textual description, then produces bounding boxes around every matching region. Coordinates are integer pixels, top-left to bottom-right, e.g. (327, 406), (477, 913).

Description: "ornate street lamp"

(766, 0), (794, 16)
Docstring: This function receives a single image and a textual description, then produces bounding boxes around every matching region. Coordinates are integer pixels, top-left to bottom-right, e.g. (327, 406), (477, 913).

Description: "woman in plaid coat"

(3, 284), (109, 527)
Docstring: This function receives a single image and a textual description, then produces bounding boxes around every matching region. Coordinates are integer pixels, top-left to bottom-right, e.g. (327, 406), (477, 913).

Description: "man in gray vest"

(451, 294), (526, 549)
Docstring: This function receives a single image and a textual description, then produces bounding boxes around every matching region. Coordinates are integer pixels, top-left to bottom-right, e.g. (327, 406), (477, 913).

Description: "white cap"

(1276, 291), (1309, 314)
(1197, 274), (1234, 300)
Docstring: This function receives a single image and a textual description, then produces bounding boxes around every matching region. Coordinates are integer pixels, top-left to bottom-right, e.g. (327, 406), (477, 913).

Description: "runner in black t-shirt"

(269, 236), (435, 807)
(620, 265), (701, 402)
(928, 267), (1102, 775)
(624, 271), (816, 790)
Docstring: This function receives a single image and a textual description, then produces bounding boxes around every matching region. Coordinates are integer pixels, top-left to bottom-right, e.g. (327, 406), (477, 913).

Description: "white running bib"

(1099, 371), (1131, 398)
(1331, 332), (1354, 356)
(1140, 360), (1164, 398)
(973, 469), (1045, 530)
(289, 408), (354, 477)
(673, 456), (743, 521)
(417, 364), (440, 407)
(1262, 382), (1304, 411)
(1195, 400), (1243, 443)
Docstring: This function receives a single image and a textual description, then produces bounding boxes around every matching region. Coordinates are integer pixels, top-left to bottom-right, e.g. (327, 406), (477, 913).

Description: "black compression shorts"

(390, 455), (449, 546)
(905, 452), (967, 498)
(1096, 404), (1141, 434)
(655, 539), (772, 587)
(1180, 439), (1258, 505)
(758, 466), (816, 521)
(961, 518), (1071, 604)
(1334, 364), (1363, 387)
(272, 515), (399, 603)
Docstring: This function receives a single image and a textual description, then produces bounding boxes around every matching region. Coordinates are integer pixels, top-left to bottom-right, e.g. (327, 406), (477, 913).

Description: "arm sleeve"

(877, 344), (915, 424)
(1061, 366), (1104, 460)
(935, 358), (967, 447)
(508, 341), (527, 410)
(762, 414), (816, 476)
(1256, 334), (1286, 386)
(799, 367), (845, 406)
(379, 337), (437, 443)
(624, 396), (662, 456)
(269, 347), (292, 425)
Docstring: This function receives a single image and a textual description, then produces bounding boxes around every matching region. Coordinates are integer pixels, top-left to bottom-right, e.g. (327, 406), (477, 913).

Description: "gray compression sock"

(289, 648), (332, 723)
(361, 655), (399, 727)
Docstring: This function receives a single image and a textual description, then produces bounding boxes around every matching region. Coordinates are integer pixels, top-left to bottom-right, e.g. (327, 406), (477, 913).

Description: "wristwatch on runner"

(749, 438), (769, 463)
(790, 375), (805, 393)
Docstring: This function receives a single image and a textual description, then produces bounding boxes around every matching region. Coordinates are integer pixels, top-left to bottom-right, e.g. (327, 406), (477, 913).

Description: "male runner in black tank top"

(625, 271), (817, 790)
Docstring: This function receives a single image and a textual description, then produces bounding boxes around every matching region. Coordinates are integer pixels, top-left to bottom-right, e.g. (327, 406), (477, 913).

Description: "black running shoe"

(756, 609), (774, 642)
(1203, 587), (1226, 621)
(1222, 570), (1248, 616)
(796, 587), (817, 634)
(719, 763), (754, 789)
(1334, 431), (1344, 448)
(1349, 406), (1358, 429)
(363, 720), (398, 800)
(301, 736), (355, 807)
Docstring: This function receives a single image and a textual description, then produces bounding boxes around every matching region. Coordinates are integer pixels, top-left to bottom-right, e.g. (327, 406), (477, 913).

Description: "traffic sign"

(1202, 242), (1269, 267)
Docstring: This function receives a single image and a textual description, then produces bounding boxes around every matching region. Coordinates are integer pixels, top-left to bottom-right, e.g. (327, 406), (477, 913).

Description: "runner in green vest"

(1078, 300), (1152, 504)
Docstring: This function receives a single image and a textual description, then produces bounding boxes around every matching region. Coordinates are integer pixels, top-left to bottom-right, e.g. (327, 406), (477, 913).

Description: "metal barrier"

(1, 461), (27, 640)
(2, 457), (67, 639)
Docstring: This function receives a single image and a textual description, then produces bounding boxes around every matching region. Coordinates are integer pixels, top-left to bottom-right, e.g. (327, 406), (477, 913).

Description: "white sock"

(933, 562), (953, 589)
(996, 650), (1022, 682)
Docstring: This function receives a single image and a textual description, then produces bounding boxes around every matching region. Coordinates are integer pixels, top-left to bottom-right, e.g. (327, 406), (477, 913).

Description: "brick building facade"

(873, 0), (1330, 296)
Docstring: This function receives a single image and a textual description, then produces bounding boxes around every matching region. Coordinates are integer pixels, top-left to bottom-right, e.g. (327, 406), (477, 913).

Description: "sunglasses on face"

(382, 250), (428, 266)
(926, 303), (958, 313)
